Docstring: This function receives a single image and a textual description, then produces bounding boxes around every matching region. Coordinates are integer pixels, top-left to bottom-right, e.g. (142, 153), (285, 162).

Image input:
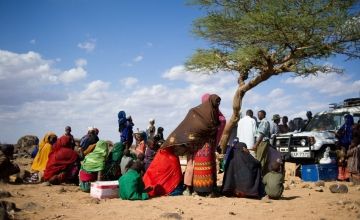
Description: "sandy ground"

(1, 158), (360, 220)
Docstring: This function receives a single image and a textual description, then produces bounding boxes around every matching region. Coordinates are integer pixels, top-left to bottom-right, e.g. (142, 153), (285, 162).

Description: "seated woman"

(119, 160), (149, 200)
(222, 140), (262, 198)
(79, 140), (109, 192)
(30, 132), (57, 183)
(43, 135), (80, 185)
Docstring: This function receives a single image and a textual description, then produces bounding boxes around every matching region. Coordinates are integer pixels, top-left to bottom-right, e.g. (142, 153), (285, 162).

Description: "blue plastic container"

(301, 163), (338, 182)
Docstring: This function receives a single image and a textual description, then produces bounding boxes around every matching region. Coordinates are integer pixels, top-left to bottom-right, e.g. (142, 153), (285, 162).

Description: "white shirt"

(237, 115), (257, 149)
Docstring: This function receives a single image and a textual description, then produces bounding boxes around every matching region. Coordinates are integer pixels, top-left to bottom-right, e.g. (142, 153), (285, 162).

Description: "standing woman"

(184, 93), (225, 196)
(336, 114), (354, 181)
(143, 94), (221, 197)
(192, 94), (222, 196)
(79, 140), (109, 192)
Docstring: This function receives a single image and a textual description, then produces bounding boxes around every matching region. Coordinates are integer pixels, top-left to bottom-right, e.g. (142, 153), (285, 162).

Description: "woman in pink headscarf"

(183, 93), (226, 196)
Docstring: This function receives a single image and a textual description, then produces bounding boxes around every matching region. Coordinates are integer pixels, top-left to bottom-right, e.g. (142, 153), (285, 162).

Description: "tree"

(185, 0), (360, 151)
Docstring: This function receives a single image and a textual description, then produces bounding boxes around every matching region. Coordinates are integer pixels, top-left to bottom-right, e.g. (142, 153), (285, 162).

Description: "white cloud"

(163, 65), (235, 86)
(120, 77), (138, 87)
(133, 55), (143, 62)
(146, 42), (153, 47)
(284, 73), (360, 96)
(0, 50), (87, 106)
(59, 58), (87, 83)
(30, 39), (36, 44)
(59, 67), (87, 83)
(78, 80), (110, 101)
(77, 39), (96, 52)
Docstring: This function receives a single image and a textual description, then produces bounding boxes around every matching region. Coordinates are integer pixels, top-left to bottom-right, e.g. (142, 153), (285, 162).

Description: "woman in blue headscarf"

(336, 114), (354, 181)
(337, 114), (354, 150)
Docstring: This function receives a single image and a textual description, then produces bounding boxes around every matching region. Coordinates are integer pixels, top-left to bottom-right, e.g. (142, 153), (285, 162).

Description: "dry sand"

(1, 158), (360, 220)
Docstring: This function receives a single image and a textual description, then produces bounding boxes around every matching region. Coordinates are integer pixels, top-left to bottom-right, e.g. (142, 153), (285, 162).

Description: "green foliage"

(186, 0), (360, 77)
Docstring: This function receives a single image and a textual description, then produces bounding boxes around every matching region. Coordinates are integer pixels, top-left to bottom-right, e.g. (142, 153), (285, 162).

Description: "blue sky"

(0, 0), (359, 143)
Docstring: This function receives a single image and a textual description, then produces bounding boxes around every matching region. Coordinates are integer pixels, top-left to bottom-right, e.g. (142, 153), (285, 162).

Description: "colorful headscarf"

(82, 140), (109, 172)
(31, 132), (56, 172)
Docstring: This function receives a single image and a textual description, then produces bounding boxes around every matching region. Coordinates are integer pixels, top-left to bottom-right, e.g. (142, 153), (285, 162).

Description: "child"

(120, 149), (133, 175)
(118, 160), (149, 200)
(133, 131), (147, 156)
(262, 160), (284, 199)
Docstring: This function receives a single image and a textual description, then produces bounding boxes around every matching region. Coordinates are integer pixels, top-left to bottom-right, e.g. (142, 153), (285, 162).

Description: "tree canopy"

(186, 0), (360, 149)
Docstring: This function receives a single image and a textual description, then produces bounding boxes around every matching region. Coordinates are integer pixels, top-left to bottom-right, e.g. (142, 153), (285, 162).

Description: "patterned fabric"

(193, 143), (216, 193)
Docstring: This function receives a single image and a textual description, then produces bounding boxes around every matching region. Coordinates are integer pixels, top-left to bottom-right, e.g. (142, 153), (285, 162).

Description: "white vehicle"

(275, 98), (360, 163)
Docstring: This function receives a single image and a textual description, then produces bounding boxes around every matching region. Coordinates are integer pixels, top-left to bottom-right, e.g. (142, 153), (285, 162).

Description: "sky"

(0, 0), (359, 144)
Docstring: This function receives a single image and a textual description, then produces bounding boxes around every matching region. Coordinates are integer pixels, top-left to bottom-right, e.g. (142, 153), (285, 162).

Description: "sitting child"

(118, 160), (149, 200)
(262, 160), (284, 200)
(120, 149), (133, 175)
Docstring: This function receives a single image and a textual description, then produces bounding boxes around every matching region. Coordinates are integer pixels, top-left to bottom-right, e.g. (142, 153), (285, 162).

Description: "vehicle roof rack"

(343, 98), (360, 107)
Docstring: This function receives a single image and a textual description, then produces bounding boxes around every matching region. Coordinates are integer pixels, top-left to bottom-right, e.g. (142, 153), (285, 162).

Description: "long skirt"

(193, 143), (216, 193)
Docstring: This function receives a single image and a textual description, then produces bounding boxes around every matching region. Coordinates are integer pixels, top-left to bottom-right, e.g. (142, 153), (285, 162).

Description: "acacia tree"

(185, 0), (360, 151)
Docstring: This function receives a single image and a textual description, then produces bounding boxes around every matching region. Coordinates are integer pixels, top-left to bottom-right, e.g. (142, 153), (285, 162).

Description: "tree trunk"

(219, 85), (247, 153)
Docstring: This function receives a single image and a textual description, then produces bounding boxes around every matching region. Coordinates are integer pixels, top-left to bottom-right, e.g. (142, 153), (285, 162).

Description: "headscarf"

(201, 93), (226, 146)
(118, 111), (127, 132)
(31, 132), (56, 172)
(161, 94), (221, 156)
(81, 140), (109, 172)
(43, 135), (78, 181)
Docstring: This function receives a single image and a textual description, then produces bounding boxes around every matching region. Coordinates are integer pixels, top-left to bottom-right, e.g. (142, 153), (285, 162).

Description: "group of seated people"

(3, 94), (287, 202)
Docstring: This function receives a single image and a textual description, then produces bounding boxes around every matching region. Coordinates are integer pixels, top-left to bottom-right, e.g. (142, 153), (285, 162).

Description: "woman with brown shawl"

(143, 94), (221, 197)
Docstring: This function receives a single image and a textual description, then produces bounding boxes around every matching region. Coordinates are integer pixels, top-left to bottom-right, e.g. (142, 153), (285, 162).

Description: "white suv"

(275, 98), (360, 163)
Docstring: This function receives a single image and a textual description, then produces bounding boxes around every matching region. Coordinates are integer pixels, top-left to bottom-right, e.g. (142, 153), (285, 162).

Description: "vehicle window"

(305, 113), (345, 131)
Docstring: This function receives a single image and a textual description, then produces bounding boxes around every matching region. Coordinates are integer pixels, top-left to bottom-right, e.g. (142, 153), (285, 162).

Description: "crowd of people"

(1, 93), (360, 201)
